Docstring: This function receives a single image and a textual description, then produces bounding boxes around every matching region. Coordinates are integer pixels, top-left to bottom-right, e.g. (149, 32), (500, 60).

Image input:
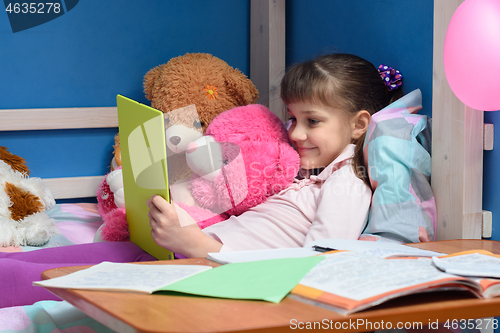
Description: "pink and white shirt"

(202, 144), (372, 252)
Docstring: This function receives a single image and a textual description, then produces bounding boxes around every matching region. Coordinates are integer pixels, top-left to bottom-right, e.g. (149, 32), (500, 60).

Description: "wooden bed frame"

(0, 0), (485, 241)
(0, 107), (118, 200)
(432, 1), (485, 241)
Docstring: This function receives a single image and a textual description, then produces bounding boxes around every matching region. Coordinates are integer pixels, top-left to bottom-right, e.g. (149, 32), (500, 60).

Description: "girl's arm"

(147, 195), (223, 258)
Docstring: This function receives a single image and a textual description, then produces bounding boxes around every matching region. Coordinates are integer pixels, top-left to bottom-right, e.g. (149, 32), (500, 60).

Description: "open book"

(290, 250), (500, 315)
(34, 256), (323, 303)
(34, 262), (212, 294)
(206, 238), (445, 264)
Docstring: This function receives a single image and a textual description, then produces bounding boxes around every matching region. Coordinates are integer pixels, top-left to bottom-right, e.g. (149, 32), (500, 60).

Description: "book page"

(34, 262), (212, 293)
(307, 238), (446, 258)
(207, 247), (316, 264)
(161, 256), (324, 303)
(297, 252), (461, 304)
(432, 252), (500, 278)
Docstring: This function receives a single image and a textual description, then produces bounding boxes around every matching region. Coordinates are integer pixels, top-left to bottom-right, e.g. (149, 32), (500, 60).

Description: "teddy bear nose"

(169, 136), (181, 146)
(186, 142), (198, 154)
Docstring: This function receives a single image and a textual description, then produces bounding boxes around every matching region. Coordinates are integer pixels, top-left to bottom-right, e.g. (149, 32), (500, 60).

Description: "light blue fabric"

(361, 89), (436, 243)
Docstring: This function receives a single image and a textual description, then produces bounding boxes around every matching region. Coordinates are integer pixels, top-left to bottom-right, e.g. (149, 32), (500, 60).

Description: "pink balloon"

(444, 0), (500, 111)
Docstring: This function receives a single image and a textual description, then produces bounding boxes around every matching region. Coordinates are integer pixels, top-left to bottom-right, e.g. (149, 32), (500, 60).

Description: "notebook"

(116, 94), (174, 260)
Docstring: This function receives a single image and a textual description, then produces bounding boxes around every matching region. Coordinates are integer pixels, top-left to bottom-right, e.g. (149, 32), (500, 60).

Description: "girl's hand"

(147, 195), (222, 258)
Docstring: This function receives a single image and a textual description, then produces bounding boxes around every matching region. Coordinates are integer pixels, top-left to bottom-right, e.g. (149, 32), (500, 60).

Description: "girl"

(147, 53), (404, 258)
(0, 53), (403, 309)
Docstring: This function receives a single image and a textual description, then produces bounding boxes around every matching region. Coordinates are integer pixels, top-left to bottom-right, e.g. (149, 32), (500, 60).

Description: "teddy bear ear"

(143, 65), (164, 101)
(0, 146), (30, 176)
(224, 68), (260, 106)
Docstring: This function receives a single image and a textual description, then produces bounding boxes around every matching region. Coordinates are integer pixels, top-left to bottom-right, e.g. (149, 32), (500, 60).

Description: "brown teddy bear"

(110, 53), (259, 184)
(0, 146), (58, 246)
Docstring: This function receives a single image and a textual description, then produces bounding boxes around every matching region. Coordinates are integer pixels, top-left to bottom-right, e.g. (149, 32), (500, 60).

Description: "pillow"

(361, 89), (436, 243)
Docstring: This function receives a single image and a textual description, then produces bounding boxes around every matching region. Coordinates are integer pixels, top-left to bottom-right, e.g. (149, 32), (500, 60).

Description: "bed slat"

(43, 176), (104, 199)
(0, 107), (118, 131)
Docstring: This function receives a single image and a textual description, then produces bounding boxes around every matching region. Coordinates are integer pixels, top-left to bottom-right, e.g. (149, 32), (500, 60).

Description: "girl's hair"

(280, 53), (403, 185)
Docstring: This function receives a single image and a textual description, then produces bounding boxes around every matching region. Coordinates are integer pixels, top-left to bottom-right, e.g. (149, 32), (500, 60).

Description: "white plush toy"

(0, 146), (58, 247)
(185, 135), (225, 182)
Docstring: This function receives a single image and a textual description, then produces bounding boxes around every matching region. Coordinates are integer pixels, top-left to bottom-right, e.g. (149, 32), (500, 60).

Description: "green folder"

(116, 94), (173, 260)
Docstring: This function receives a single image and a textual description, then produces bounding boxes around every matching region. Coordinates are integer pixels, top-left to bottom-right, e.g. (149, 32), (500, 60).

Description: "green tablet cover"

(116, 95), (174, 260)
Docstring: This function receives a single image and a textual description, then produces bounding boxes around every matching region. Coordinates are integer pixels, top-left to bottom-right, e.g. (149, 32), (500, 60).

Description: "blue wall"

(484, 112), (500, 240)
(285, 0), (433, 117)
(0, 0), (250, 180)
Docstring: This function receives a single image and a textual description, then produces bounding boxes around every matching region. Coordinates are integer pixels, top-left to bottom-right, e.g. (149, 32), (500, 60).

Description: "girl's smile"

(295, 146), (316, 153)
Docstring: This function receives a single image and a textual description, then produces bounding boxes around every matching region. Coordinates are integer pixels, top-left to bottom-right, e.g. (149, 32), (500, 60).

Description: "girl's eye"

(308, 119), (319, 125)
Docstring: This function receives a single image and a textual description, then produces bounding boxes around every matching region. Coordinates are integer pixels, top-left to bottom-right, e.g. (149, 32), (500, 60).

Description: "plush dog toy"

(110, 52), (259, 185)
(0, 146), (57, 246)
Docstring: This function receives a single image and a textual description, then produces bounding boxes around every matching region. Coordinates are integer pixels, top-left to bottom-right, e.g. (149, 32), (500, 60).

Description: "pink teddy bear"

(177, 104), (300, 228)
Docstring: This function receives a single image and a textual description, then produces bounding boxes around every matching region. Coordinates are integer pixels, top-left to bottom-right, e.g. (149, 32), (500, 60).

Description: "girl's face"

(287, 101), (354, 171)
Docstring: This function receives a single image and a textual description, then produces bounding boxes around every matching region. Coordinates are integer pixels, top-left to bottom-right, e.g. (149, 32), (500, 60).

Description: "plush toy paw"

(186, 135), (223, 182)
(106, 168), (125, 209)
(95, 167), (129, 242)
(94, 207), (128, 242)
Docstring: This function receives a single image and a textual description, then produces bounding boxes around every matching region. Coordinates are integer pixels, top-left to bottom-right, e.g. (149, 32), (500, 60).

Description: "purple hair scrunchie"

(378, 64), (403, 91)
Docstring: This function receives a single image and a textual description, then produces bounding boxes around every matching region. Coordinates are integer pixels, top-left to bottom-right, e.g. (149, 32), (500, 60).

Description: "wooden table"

(41, 239), (500, 333)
